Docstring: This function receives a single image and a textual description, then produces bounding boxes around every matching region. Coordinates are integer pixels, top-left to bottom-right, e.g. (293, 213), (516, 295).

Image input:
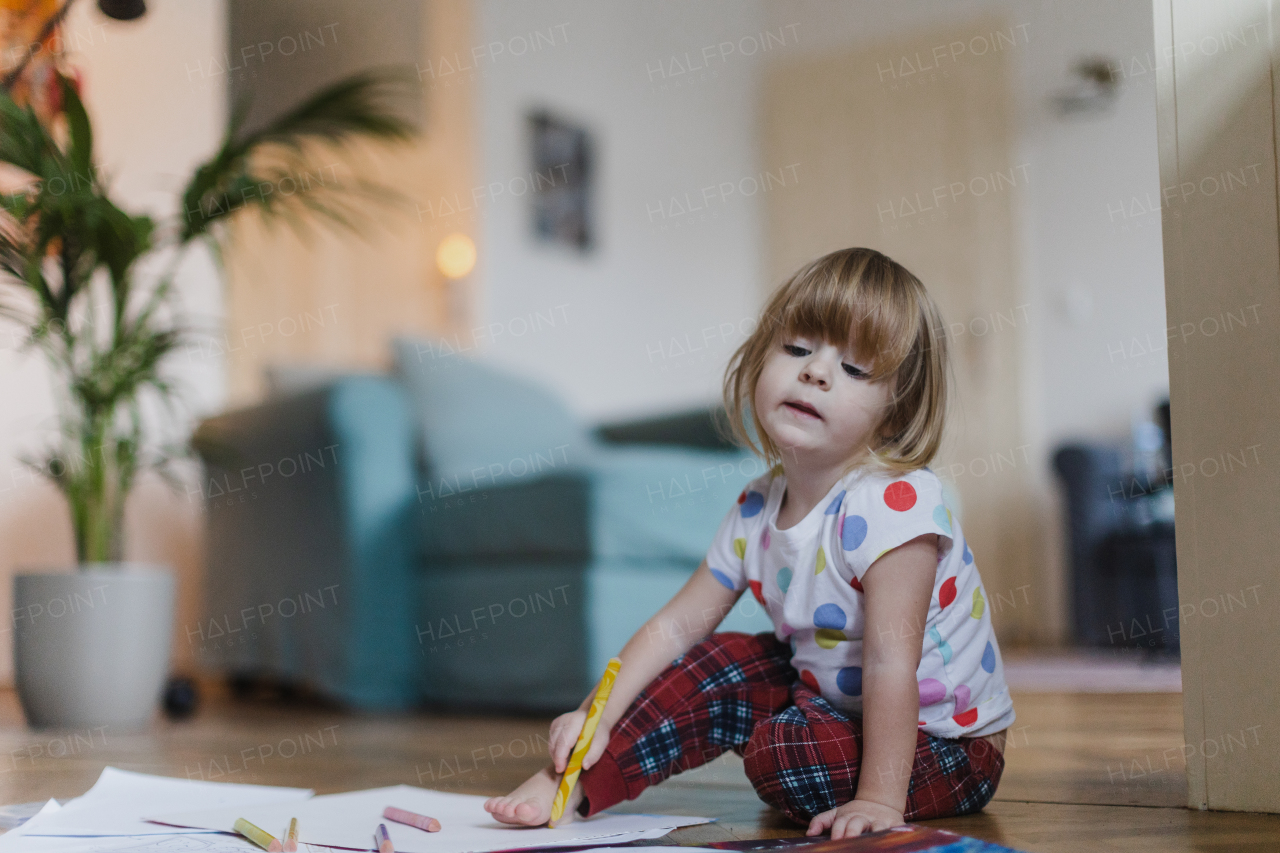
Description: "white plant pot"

(13, 565), (175, 730)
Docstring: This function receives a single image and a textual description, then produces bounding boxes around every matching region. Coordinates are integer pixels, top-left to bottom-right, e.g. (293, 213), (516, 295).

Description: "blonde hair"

(720, 247), (950, 478)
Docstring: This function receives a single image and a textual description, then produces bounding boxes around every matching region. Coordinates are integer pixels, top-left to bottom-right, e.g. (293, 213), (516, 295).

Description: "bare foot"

(484, 765), (585, 827)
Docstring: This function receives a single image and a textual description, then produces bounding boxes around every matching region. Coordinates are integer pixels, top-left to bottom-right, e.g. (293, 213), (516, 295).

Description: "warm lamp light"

(436, 233), (476, 279)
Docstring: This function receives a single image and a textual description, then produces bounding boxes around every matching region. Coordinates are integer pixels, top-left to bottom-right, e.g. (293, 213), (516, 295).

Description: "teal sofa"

(190, 337), (772, 712)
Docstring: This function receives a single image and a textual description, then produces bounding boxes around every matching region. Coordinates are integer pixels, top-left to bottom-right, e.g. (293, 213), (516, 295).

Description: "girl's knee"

(741, 709), (828, 820)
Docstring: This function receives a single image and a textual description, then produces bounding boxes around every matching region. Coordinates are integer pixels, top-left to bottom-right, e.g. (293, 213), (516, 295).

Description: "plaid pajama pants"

(577, 631), (1004, 824)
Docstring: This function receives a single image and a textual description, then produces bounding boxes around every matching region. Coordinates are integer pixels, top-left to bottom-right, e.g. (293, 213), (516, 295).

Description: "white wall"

(474, 0), (768, 423)
(0, 0), (227, 681)
(1006, 0), (1169, 452)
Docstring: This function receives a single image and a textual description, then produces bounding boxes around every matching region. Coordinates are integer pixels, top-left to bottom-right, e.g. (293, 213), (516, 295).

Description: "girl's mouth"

(784, 401), (821, 419)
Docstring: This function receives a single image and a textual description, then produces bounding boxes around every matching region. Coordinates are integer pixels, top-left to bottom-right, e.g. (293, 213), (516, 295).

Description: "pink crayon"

(382, 807), (441, 833)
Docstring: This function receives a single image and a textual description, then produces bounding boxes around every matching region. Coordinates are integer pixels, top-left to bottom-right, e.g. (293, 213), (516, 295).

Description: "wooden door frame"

(1154, 0), (1280, 812)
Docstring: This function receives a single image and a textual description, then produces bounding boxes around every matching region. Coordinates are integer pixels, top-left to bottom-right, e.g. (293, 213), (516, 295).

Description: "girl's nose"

(801, 361), (829, 388)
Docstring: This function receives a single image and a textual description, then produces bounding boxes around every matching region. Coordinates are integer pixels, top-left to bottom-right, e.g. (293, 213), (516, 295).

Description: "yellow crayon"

(234, 817), (282, 852)
(549, 657), (621, 825)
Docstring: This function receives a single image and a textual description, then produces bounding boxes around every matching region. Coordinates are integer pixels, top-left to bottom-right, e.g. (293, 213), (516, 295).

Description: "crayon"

(284, 817), (298, 852)
(234, 817), (282, 852)
(549, 657), (622, 825)
(383, 806), (441, 832)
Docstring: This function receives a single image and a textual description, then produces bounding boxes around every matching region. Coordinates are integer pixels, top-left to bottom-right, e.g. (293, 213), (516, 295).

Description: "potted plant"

(0, 60), (414, 728)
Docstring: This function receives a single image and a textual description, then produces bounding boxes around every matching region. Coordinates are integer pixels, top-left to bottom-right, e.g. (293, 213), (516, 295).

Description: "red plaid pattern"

(578, 632), (1004, 824)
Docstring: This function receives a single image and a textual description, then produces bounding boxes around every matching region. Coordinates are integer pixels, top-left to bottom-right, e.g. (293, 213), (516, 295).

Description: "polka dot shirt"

(705, 463), (1016, 739)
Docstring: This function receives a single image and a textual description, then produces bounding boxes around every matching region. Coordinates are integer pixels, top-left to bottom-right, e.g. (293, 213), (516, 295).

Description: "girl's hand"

(548, 710), (613, 773)
(805, 799), (905, 839)
(549, 710), (586, 773)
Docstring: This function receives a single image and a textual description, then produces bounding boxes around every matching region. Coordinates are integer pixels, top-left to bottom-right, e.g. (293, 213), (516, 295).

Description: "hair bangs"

(774, 251), (920, 381)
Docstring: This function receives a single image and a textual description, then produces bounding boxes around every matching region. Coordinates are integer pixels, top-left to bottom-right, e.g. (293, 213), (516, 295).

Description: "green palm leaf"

(180, 65), (418, 243)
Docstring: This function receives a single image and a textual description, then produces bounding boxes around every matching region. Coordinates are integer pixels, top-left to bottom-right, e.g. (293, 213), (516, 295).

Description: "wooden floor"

(1, 685), (1278, 852)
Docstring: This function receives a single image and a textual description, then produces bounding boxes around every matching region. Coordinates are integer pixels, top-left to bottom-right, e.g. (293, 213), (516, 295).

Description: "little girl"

(485, 248), (1014, 838)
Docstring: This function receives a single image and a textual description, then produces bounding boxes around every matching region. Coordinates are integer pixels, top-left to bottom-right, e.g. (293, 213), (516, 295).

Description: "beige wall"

(221, 0), (476, 403)
(1155, 0), (1280, 812)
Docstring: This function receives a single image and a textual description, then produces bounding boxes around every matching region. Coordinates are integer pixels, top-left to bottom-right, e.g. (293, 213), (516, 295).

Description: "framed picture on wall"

(528, 109), (593, 252)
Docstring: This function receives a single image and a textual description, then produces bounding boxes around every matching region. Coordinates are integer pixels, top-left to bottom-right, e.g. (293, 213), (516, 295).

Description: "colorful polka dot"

(733, 537), (746, 559)
(814, 603), (847, 630)
(748, 580), (765, 605)
(800, 669), (820, 691)
(919, 678), (946, 705)
(954, 684), (971, 712)
(824, 490), (845, 514)
(710, 568), (737, 590)
(939, 576), (957, 609)
(928, 625), (953, 664)
(953, 707), (978, 727)
(933, 504), (952, 535)
(963, 541), (973, 565)
(971, 587), (985, 619)
(884, 481), (917, 511)
(849, 574), (864, 593)
(836, 666), (863, 696)
(770, 463), (785, 477)
(815, 628), (847, 649)
(777, 566), (793, 593)
(841, 514), (868, 550)
(814, 546), (826, 575)
(981, 641), (996, 673)
(740, 490), (765, 517)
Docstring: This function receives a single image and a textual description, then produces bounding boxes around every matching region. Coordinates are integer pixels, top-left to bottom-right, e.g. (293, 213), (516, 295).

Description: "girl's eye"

(784, 343), (868, 379)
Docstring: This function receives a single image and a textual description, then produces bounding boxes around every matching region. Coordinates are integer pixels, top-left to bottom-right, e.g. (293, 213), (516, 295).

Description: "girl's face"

(754, 333), (894, 470)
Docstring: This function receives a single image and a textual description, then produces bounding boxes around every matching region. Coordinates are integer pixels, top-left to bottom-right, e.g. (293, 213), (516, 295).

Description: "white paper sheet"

(1, 798), (255, 853)
(0, 799), (66, 851)
(3, 827), (674, 853)
(4, 833), (258, 853)
(152, 785), (711, 853)
(21, 767), (311, 837)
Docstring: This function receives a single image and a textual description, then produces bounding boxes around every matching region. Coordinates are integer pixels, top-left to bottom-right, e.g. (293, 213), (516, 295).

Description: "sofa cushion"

(585, 442), (769, 562)
(391, 336), (595, 486)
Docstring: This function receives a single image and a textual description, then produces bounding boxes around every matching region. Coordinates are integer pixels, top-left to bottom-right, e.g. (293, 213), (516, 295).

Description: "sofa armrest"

(592, 405), (739, 452)
(191, 376), (421, 709)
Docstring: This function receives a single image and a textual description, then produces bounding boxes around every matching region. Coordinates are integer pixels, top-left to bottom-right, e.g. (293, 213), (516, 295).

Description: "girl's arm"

(548, 558), (743, 774)
(807, 533), (937, 839)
